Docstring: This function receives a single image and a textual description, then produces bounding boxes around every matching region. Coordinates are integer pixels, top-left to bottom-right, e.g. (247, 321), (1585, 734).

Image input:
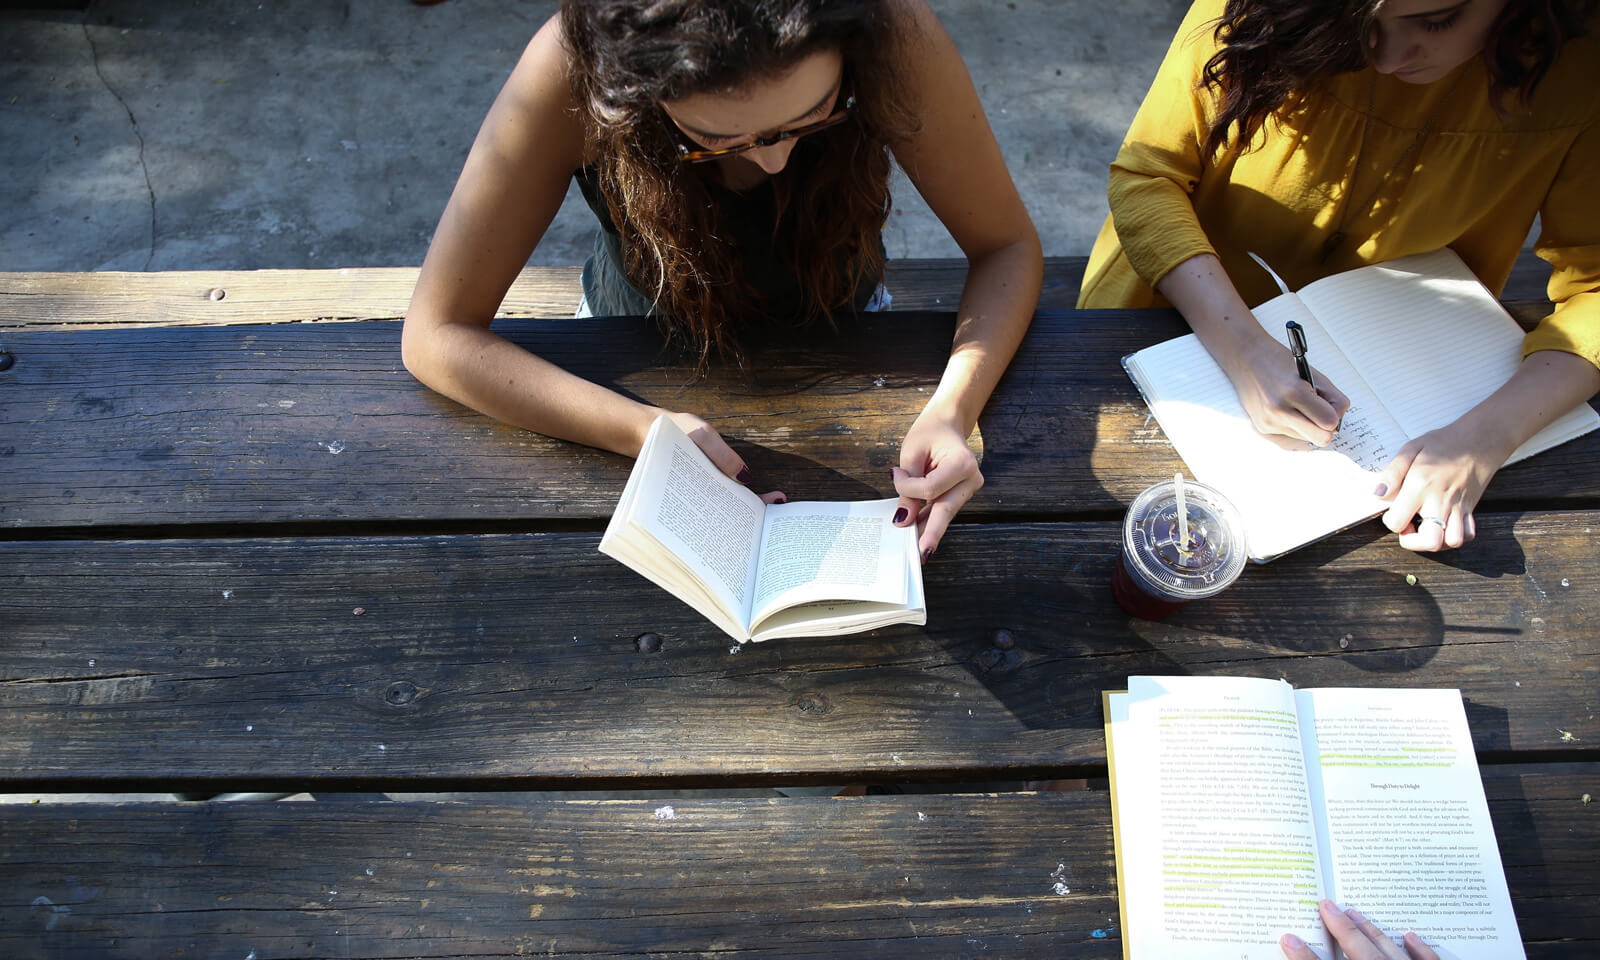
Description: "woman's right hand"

(1281, 900), (1439, 960)
(1154, 254), (1350, 447)
(661, 411), (786, 504)
(1221, 331), (1351, 447)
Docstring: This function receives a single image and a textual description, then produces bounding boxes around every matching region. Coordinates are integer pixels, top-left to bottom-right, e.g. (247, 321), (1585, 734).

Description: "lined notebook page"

(1298, 248), (1600, 460)
(1124, 316), (1392, 561)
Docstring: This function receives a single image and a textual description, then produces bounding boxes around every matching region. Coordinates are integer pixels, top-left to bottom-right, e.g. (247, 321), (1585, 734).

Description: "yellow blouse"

(1078, 0), (1600, 369)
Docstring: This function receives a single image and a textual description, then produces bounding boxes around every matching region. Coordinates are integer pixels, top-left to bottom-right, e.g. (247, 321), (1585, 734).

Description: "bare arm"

(1157, 253), (1351, 445)
(885, 0), (1044, 555)
(401, 18), (759, 482)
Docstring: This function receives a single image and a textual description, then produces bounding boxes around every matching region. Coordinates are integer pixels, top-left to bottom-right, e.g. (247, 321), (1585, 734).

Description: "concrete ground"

(2, 0), (1191, 273)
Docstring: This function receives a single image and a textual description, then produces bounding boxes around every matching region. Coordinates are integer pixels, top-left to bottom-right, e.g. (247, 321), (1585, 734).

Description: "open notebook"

(1123, 248), (1599, 562)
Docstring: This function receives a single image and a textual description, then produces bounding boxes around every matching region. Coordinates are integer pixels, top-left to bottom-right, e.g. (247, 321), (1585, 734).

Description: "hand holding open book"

(599, 414), (926, 644)
(1104, 676), (1524, 960)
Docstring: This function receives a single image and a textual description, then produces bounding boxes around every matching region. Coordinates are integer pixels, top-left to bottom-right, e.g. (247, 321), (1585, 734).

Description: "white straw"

(1174, 472), (1189, 547)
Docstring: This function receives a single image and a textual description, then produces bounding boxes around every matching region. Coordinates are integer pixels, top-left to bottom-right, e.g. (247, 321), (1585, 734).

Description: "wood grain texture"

(4, 311), (1595, 529)
(0, 249), (1547, 329)
(1502, 248), (1559, 303)
(1485, 767), (1600, 954)
(0, 266), (581, 329)
(6, 792), (1119, 960)
(882, 256), (1084, 310)
(2, 511), (1592, 789)
(1, 769), (1593, 959)
(0, 258), (1088, 329)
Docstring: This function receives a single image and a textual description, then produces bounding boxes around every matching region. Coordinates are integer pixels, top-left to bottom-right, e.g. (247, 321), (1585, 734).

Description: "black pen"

(1285, 321), (1316, 391)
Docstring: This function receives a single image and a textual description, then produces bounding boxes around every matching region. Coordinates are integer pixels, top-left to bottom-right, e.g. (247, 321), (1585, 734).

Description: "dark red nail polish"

(921, 547), (934, 562)
(737, 466), (753, 485)
(893, 507), (908, 524)
(774, 495), (786, 504)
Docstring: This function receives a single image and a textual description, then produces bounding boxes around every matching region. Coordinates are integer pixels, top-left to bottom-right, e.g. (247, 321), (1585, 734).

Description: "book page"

(1110, 676), (1329, 959)
(1299, 249), (1600, 457)
(748, 498), (909, 627)
(622, 415), (766, 627)
(1125, 296), (1397, 560)
(751, 523), (924, 641)
(600, 417), (750, 641)
(1297, 688), (1524, 960)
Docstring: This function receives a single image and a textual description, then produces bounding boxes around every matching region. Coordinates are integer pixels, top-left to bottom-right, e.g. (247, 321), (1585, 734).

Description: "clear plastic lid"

(1122, 479), (1248, 600)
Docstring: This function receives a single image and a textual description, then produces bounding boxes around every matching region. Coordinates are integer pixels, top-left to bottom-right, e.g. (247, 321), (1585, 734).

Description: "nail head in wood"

(384, 681), (419, 705)
(790, 692), (832, 715)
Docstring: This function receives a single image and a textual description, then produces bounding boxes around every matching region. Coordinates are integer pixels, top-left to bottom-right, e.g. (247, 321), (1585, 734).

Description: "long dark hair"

(561, 0), (917, 369)
(1198, 0), (1598, 158)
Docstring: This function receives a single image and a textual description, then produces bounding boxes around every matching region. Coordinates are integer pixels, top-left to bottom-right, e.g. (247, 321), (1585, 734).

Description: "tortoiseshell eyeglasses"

(675, 93), (856, 163)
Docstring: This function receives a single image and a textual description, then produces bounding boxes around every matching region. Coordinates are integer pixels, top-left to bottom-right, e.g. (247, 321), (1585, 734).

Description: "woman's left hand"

(1374, 419), (1511, 552)
(892, 409), (983, 561)
(1374, 350), (1600, 552)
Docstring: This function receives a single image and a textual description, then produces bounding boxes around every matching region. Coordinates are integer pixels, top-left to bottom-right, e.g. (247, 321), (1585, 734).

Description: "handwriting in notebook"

(1328, 404), (1395, 472)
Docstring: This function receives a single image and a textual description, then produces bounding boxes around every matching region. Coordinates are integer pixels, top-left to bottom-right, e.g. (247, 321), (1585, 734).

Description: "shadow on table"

(1286, 514), (1532, 582)
(502, 311), (969, 503)
(919, 508), (1538, 742)
(1444, 701), (1562, 922)
(929, 557), (1458, 739)
(1421, 518), (1531, 581)
(521, 307), (1171, 517)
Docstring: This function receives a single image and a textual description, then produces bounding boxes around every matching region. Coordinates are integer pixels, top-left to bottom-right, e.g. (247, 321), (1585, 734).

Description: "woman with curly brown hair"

(402, 0), (1042, 558)
(1080, 0), (1600, 553)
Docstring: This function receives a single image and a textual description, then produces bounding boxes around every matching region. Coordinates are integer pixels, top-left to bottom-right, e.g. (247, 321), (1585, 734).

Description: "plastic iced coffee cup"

(1112, 478), (1248, 619)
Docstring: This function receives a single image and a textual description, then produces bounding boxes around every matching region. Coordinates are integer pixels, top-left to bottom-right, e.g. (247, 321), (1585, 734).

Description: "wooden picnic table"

(1, 257), (1595, 958)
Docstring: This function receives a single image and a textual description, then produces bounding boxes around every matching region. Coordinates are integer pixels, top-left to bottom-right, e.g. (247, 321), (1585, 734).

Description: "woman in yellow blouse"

(1081, 0), (1600, 552)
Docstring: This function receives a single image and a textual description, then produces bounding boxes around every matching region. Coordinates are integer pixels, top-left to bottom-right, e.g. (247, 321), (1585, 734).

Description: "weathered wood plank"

(0, 265), (579, 329)
(10, 792), (1117, 960)
(1482, 765), (1600, 955)
(0, 249), (1547, 329)
(0, 258), (1088, 330)
(903, 248), (1545, 308)
(1, 769), (1593, 959)
(882, 256), (1085, 310)
(3, 311), (1595, 529)
(2, 511), (1592, 789)
(1504, 248), (1556, 303)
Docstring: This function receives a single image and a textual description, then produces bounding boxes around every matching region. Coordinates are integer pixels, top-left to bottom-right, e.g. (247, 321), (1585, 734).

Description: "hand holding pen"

(1284, 320), (1347, 437)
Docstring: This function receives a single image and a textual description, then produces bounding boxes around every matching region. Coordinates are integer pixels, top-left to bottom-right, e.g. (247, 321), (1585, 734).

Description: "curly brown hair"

(1198, 0), (1599, 159)
(560, 0), (918, 369)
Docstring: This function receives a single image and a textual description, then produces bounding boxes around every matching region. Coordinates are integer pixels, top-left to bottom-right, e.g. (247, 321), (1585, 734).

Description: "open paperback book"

(1104, 676), (1523, 960)
(1123, 248), (1600, 561)
(599, 414), (925, 644)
